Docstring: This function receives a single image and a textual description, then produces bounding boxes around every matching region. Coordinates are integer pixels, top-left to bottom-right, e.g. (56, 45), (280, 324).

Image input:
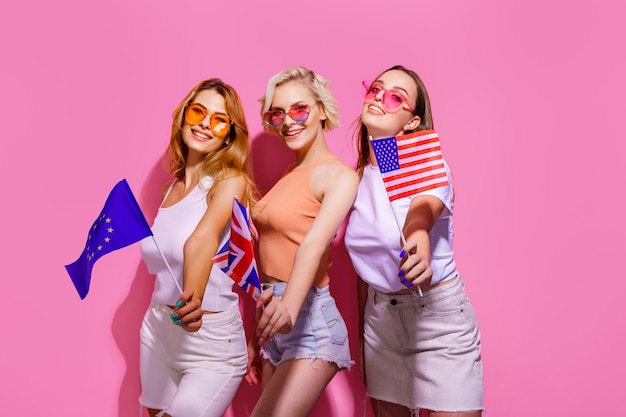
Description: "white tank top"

(345, 161), (457, 293)
(140, 177), (238, 311)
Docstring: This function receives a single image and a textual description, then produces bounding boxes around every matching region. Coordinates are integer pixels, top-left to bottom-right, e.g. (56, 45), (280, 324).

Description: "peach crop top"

(252, 155), (337, 288)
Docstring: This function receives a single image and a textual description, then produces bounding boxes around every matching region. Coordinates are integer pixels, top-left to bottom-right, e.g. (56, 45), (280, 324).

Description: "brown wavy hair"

(165, 78), (258, 205)
(352, 65), (434, 176)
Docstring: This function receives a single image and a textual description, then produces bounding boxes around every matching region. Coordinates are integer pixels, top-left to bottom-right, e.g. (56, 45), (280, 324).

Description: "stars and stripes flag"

(212, 198), (261, 300)
(370, 130), (449, 202)
(65, 179), (153, 299)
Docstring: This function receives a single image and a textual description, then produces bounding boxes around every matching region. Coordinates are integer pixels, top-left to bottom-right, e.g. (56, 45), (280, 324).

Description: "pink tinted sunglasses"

(362, 81), (415, 113)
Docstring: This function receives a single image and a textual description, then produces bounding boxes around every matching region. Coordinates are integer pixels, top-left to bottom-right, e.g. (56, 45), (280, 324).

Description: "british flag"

(212, 198), (261, 300)
(213, 241), (229, 272)
(370, 130), (449, 202)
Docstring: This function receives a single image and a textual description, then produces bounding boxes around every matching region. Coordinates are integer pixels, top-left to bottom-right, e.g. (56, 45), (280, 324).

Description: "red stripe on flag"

(388, 180), (450, 201)
(394, 154), (444, 171)
(384, 171), (448, 192)
(399, 145), (442, 161)
(384, 162), (445, 183)
(396, 137), (440, 151)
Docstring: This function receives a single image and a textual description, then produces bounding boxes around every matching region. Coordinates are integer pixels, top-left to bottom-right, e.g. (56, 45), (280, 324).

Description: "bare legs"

(370, 398), (481, 417)
(251, 358), (339, 417)
(147, 409), (169, 417)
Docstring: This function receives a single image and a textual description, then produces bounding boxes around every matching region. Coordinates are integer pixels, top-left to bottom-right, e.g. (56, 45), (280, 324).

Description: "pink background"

(2, 0), (624, 415)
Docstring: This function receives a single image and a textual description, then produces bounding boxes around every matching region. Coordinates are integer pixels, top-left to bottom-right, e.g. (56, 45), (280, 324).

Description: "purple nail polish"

(398, 270), (405, 277)
(399, 249), (406, 258)
(400, 278), (407, 284)
(406, 283), (414, 288)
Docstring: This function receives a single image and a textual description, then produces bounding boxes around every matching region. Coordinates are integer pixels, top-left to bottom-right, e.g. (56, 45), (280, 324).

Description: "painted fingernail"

(398, 270), (405, 277)
(406, 283), (414, 288)
(181, 323), (187, 327)
(170, 313), (178, 320)
(175, 300), (183, 307)
(399, 249), (406, 258)
(400, 278), (408, 284)
(173, 319), (181, 325)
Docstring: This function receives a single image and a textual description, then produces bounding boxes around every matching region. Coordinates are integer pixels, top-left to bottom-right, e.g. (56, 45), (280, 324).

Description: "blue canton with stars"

(371, 137), (400, 173)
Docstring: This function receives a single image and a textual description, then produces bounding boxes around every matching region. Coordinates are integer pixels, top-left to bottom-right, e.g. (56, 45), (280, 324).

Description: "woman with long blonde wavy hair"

(139, 78), (257, 417)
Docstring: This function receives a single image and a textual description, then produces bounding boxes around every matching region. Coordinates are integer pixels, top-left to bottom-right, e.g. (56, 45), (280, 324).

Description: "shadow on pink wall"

(111, 133), (369, 416)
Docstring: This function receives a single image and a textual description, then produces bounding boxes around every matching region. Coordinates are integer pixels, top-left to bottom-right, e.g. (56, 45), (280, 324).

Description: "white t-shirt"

(344, 161), (457, 293)
(140, 177), (238, 311)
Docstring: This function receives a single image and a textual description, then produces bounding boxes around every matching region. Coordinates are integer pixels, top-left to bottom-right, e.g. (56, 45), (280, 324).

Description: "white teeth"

(368, 104), (384, 114)
(194, 130), (210, 139)
(285, 128), (304, 136)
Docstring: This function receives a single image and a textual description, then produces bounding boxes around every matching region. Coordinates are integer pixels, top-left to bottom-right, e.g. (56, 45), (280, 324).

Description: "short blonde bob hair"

(260, 66), (339, 132)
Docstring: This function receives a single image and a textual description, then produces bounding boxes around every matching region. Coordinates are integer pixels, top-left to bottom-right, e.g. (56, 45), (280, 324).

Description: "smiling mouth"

(367, 104), (385, 114)
(192, 129), (212, 140)
(283, 127), (304, 138)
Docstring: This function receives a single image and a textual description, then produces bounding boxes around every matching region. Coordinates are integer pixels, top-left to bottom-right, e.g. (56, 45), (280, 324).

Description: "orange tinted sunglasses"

(184, 103), (233, 137)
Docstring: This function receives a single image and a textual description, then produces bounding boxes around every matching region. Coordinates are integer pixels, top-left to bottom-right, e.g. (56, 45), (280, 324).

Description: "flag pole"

(369, 135), (423, 296)
(151, 236), (183, 294)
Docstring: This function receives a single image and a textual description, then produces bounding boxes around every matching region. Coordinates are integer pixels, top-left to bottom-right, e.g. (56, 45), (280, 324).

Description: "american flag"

(370, 130), (449, 202)
(212, 198), (261, 300)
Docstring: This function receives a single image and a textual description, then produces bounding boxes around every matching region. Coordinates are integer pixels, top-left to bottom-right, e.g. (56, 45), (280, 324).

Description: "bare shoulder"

(160, 179), (176, 199)
(207, 170), (248, 203)
(315, 157), (357, 179)
(214, 169), (248, 188)
(312, 157), (359, 197)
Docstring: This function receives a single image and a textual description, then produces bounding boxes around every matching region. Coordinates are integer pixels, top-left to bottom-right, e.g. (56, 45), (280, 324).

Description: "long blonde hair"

(165, 78), (258, 205)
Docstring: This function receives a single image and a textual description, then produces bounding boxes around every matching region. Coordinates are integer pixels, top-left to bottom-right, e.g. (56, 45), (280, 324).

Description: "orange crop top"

(252, 155), (337, 288)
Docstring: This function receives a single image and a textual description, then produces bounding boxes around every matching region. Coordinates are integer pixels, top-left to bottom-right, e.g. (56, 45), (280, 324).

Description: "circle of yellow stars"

(86, 213), (115, 262)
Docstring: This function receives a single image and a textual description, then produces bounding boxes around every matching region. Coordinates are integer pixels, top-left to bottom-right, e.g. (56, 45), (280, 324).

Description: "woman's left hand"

(172, 288), (203, 332)
(398, 240), (433, 288)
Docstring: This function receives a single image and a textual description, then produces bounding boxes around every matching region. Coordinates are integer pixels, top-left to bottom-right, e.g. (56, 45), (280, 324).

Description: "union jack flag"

(213, 241), (229, 272)
(212, 198), (261, 300)
(370, 130), (449, 202)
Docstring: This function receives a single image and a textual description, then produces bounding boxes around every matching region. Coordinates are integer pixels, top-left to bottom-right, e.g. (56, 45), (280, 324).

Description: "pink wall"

(2, 0), (624, 415)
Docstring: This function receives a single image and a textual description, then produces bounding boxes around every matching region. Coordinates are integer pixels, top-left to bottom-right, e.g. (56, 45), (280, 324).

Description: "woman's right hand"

(244, 337), (262, 386)
(172, 288), (203, 332)
(255, 287), (293, 344)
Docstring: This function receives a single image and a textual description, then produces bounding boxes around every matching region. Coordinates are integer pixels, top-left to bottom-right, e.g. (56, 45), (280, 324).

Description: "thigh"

(363, 293), (413, 408)
(139, 306), (180, 410)
(252, 358), (338, 417)
(169, 308), (248, 417)
(370, 398), (412, 417)
(168, 368), (245, 417)
(412, 281), (483, 412)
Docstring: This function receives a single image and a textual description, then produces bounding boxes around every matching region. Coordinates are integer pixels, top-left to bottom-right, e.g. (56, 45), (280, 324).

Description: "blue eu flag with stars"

(65, 179), (153, 299)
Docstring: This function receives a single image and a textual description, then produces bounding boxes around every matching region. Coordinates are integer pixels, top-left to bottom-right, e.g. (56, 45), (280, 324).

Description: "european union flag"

(65, 179), (153, 299)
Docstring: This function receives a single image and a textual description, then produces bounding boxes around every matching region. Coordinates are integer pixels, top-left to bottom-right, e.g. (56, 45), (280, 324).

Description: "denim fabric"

(261, 283), (354, 370)
(364, 277), (484, 412)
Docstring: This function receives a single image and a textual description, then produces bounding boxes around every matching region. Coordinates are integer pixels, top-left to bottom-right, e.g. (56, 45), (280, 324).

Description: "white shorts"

(364, 277), (484, 412)
(139, 302), (247, 417)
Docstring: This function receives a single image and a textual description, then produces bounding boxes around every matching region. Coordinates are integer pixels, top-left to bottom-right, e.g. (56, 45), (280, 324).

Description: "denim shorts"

(260, 283), (354, 370)
(364, 276), (484, 412)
